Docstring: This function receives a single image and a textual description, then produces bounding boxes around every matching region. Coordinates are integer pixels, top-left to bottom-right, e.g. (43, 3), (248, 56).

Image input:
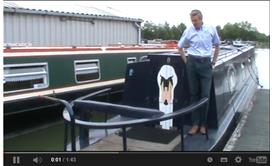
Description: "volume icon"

(33, 156), (43, 164)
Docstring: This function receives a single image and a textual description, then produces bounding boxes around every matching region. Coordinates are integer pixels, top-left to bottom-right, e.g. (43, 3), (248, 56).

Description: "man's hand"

(183, 57), (187, 64)
(178, 48), (187, 64)
(212, 61), (216, 69)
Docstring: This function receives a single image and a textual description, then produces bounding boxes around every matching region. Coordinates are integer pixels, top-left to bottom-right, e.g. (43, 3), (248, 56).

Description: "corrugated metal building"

(4, 5), (143, 47)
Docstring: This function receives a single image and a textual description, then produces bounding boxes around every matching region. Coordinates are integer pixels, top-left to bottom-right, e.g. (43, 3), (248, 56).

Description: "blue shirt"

(178, 24), (220, 57)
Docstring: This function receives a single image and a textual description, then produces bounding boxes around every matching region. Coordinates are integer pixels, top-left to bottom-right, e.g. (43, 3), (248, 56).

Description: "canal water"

(4, 48), (270, 151)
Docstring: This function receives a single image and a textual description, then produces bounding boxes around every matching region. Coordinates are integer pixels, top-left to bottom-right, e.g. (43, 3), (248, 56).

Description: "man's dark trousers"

(186, 55), (212, 126)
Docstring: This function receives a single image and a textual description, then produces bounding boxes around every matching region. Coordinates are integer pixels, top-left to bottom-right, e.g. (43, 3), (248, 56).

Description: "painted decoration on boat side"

(157, 65), (178, 129)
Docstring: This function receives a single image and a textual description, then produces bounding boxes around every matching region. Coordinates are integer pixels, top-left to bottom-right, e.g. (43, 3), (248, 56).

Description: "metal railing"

(40, 88), (208, 151)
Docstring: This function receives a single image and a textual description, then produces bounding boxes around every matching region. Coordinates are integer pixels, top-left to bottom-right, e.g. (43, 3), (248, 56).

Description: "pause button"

(12, 156), (20, 164)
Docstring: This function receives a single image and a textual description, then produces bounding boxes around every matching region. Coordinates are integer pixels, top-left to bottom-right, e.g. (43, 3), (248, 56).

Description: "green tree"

(141, 21), (187, 40)
(141, 21), (157, 40)
(170, 25), (181, 40)
(177, 23), (187, 36)
(220, 21), (269, 43)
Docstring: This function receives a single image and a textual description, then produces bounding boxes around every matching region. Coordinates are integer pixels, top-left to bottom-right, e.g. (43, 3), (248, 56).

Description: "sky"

(6, 1), (270, 35)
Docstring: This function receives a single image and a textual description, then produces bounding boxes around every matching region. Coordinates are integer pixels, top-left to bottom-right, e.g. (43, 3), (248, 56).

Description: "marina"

(3, 3), (269, 152)
(4, 45), (267, 152)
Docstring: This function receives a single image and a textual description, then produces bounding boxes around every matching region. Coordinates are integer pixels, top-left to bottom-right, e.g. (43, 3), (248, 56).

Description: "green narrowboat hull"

(4, 51), (172, 115)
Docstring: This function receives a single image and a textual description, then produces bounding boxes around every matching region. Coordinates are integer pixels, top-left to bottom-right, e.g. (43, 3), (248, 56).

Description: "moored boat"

(40, 43), (258, 151)
(3, 44), (177, 115)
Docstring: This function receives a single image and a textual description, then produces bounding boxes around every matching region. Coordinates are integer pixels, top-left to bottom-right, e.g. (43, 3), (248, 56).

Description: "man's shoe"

(200, 126), (207, 135)
(188, 125), (199, 135)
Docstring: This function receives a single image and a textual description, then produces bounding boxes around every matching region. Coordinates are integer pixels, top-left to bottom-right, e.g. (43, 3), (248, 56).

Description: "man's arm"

(212, 26), (221, 66)
(178, 48), (187, 64)
(212, 45), (220, 65)
(177, 28), (189, 64)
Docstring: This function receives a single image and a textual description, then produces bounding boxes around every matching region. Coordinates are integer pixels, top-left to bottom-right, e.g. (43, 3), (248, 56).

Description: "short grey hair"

(190, 9), (203, 20)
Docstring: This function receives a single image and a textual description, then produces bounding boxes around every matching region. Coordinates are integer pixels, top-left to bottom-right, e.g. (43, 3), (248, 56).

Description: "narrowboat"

(3, 44), (177, 116)
(40, 43), (258, 151)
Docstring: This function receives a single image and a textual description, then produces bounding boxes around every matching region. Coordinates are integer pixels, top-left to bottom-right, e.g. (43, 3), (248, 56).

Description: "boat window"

(74, 59), (100, 83)
(127, 57), (137, 64)
(4, 63), (49, 94)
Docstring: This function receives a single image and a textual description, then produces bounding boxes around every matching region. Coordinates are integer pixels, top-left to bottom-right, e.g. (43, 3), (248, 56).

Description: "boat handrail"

(40, 91), (208, 151)
(39, 95), (77, 151)
(64, 98), (208, 128)
(72, 100), (165, 119)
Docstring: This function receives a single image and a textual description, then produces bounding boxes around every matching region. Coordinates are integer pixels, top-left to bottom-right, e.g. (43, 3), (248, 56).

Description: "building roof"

(4, 2), (143, 23)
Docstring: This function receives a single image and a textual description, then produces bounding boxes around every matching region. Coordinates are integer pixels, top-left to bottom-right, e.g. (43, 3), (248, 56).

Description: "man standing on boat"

(177, 9), (220, 135)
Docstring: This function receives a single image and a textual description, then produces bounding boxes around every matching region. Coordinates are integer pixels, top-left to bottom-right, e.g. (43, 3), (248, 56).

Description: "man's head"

(190, 9), (203, 29)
